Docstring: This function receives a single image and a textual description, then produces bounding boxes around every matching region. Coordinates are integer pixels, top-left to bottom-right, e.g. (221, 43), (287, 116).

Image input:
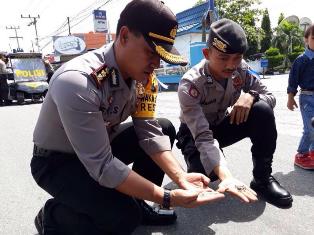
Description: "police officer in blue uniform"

(177, 19), (292, 208)
(31, 1), (225, 234)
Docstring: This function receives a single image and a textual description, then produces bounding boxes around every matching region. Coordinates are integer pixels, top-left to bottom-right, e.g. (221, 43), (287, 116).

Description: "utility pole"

(6, 26), (23, 51)
(21, 14), (40, 52)
(67, 17), (71, 35)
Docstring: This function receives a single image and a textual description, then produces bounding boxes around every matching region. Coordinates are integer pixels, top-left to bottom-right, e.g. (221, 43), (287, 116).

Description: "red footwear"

(294, 153), (314, 170)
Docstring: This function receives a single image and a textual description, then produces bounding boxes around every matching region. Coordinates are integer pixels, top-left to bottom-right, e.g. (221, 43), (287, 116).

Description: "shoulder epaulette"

(90, 64), (110, 89)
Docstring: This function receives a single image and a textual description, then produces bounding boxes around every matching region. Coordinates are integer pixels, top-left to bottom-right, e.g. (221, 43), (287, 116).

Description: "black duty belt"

(33, 145), (75, 158)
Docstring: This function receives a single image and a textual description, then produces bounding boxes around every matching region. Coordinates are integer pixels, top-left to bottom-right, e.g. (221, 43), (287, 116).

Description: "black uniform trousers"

(30, 118), (176, 235)
(176, 100), (277, 181)
(0, 75), (9, 104)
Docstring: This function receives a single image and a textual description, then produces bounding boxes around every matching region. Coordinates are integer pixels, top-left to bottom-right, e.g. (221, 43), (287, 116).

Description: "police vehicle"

(6, 52), (49, 104)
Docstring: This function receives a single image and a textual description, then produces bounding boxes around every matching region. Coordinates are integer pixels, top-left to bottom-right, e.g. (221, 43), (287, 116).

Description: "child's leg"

(295, 94), (314, 169)
(297, 94), (314, 154)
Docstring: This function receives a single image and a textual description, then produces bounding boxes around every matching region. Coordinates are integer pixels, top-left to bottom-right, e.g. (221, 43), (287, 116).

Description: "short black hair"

(304, 24), (314, 38)
(116, 17), (141, 37)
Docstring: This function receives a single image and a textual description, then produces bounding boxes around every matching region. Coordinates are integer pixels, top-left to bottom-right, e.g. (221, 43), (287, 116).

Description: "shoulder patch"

(232, 73), (244, 89)
(188, 85), (200, 98)
(90, 64), (110, 89)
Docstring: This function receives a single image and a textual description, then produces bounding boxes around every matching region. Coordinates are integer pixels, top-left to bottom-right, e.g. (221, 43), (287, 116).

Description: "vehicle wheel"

(4, 99), (12, 106)
(16, 92), (24, 104)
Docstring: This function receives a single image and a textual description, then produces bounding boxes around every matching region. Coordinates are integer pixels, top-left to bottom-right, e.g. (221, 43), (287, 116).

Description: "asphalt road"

(0, 74), (313, 235)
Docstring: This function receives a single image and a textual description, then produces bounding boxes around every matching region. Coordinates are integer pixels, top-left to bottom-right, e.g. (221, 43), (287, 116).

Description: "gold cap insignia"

(213, 38), (227, 52)
(170, 26), (177, 39)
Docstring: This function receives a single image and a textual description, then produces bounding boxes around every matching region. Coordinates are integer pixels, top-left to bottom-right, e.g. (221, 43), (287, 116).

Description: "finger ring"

(235, 185), (246, 192)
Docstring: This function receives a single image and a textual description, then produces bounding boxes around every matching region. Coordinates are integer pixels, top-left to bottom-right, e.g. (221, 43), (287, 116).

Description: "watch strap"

(162, 189), (171, 209)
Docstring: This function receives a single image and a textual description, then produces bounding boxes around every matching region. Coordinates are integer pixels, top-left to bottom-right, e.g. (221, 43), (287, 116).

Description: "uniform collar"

(304, 47), (314, 60)
(200, 59), (214, 84)
(101, 42), (135, 92)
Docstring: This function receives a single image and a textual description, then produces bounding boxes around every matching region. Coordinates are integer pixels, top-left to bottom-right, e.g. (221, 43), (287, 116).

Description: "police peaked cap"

(207, 18), (248, 54)
(118, 0), (188, 66)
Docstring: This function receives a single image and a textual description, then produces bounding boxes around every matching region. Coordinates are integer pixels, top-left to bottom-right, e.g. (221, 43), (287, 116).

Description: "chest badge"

(109, 68), (120, 88)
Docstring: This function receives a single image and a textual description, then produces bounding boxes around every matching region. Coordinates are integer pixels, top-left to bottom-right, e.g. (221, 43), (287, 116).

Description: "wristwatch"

(162, 189), (171, 209)
(248, 90), (260, 103)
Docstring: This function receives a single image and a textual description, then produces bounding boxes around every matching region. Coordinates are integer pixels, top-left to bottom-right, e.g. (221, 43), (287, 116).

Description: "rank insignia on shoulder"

(90, 64), (110, 89)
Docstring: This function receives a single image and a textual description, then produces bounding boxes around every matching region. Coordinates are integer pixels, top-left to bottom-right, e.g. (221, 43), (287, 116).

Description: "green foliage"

(215, 0), (263, 57)
(288, 45), (305, 63)
(260, 9), (272, 52)
(265, 47), (280, 56)
(277, 13), (285, 25)
(288, 52), (303, 62)
(272, 20), (303, 55)
(265, 47), (285, 71)
(267, 55), (285, 69)
(293, 45), (305, 53)
(194, 0), (206, 6)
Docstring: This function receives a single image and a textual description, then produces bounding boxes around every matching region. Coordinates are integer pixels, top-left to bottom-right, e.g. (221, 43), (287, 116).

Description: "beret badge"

(212, 38), (227, 52)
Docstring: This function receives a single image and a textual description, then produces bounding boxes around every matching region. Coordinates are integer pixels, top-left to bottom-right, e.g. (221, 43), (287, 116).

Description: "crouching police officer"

(176, 18), (292, 208)
(0, 53), (11, 106)
(31, 1), (225, 234)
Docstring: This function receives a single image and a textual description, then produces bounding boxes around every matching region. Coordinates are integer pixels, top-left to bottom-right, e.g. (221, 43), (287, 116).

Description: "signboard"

(260, 58), (269, 68)
(93, 10), (108, 33)
(53, 36), (86, 55)
(11, 58), (47, 82)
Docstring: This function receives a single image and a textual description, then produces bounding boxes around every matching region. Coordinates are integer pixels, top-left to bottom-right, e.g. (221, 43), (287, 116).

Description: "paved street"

(0, 74), (313, 235)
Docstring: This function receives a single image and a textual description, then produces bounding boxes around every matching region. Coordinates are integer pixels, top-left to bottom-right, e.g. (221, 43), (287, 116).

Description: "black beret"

(207, 18), (248, 54)
(118, 0), (188, 66)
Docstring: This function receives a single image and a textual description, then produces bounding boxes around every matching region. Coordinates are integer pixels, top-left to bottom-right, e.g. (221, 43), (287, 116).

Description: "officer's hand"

(217, 178), (257, 203)
(287, 97), (298, 111)
(170, 188), (225, 208)
(230, 93), (254, 125)
(178, 172), (210, 190)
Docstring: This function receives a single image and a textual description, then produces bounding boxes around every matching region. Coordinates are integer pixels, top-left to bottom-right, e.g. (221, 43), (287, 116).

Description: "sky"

(0, 0), (312, 54)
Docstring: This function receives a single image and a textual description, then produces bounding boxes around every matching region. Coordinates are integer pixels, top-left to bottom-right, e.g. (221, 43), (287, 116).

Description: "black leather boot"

(250, 176), (293, 208)
(34, 207), (44, 235)
(34, 199), (59, 235)
(137, 199), (177, 226)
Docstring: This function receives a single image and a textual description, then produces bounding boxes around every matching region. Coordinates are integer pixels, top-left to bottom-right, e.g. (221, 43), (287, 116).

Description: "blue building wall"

(190, 42), (206, 67)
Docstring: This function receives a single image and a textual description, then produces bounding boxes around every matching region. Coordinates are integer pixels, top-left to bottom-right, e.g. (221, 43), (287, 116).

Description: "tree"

(260, 9), (272, 52)
(272, 20), (303, 55)
(215, 0), (263, 56)
(194, 0), (206, 6)
(272, 20), (304, 68)
(277, 13), (285, 25)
